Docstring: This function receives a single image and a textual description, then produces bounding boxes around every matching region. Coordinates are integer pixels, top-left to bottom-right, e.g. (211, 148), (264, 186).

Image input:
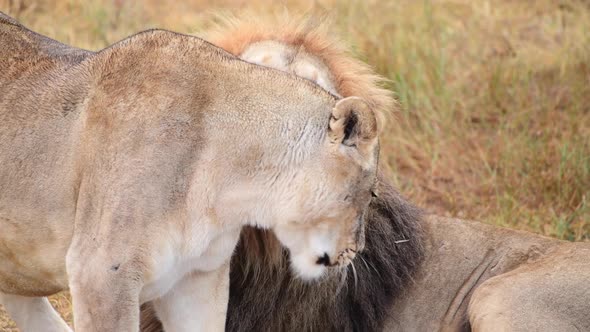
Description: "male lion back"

(468, 241), (590, 332)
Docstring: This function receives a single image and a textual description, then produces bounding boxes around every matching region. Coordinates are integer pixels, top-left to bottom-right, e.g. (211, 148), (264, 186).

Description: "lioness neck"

(91, 29), (335, 162)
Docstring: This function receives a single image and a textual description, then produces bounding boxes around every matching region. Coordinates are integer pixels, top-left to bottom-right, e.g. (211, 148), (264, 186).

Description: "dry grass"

(1, 0), (589, 329)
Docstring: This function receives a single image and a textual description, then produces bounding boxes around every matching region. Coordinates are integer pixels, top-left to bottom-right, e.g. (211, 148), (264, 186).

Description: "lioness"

(0, 13), (380, 331)
(135, 15), (590, 332)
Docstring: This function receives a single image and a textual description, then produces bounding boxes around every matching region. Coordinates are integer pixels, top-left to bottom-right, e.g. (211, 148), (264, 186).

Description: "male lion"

(137, 15), (590, 332)
(0, 13), (380, 331)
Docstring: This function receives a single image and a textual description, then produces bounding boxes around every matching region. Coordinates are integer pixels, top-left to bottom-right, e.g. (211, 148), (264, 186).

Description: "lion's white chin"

(290, 253), (327, 281)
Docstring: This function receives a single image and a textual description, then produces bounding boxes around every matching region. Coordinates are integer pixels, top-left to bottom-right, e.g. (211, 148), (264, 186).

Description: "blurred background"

(1, 0), (589, 328)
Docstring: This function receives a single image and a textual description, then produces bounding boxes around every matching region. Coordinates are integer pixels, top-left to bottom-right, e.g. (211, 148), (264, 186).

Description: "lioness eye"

(371, 191), (378, 198)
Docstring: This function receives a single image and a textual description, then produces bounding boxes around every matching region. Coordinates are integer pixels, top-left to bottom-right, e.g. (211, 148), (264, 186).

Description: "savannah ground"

(1, 0), (589, 329)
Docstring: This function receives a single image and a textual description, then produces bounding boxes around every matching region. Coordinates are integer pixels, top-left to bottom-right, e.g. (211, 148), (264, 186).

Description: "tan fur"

(140, 14), (590, 332)
(0, 12), (380, 331)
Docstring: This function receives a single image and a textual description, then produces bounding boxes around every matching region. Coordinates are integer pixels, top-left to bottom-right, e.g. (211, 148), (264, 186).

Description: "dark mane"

(225, 174), (424, 331)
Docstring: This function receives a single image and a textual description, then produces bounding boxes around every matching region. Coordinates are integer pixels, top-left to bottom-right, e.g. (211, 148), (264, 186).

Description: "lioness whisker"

(335, 266), (348, 295)
(357, 253), (371, 272)
(359, 252), (382, 279)
(350, 260), (358, 294)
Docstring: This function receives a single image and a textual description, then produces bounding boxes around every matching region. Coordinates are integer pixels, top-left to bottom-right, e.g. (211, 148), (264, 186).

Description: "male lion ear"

(328, 97), (378, 148)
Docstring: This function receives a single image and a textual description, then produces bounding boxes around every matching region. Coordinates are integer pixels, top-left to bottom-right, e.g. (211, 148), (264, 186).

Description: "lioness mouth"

(316, 249), (357, 267)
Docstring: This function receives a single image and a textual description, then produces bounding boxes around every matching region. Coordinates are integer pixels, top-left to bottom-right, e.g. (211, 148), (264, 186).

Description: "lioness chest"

(0, 214), (240, 302)
(139, 226), (241, 303)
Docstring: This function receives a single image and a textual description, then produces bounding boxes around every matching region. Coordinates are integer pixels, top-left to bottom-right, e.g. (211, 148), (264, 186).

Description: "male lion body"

(135, 15), (590, 331)
(0, 13), (380, 331)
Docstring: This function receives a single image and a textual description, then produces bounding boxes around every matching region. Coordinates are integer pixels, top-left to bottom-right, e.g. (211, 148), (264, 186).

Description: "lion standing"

(0, 12), (380, 331)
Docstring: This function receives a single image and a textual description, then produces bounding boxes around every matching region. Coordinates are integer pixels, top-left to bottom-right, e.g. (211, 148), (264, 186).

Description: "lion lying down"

(0, 12), (381, 331)
(137, 16), (590, 332)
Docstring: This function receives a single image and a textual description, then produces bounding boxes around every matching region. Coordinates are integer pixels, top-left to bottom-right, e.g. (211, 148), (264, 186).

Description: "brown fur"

(138, 14), (590, 332)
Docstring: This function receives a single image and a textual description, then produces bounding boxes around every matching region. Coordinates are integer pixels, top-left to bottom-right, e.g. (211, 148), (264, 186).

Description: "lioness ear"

(328, 97), (377, 148)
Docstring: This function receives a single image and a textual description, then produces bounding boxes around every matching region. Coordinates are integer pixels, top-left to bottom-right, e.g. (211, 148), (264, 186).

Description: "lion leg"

(66, 256), (143, 331)
(152, 261), (230, 332)
(66, 236), (144, 331)
(0, 292), (71, 332)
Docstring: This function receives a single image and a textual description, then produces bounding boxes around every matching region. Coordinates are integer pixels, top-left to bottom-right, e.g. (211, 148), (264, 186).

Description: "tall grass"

(336, 0), (590, 242)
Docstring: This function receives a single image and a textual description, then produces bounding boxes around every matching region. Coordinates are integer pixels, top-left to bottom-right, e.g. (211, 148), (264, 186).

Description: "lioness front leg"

(66, 239), (144, 331)
(152, 261), (230, 332)
(0, 292), (72, 332)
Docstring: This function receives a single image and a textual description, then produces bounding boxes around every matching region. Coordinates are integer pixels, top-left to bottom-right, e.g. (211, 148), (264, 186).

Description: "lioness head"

(269, 96), (378, 280)
(200, 18), (386, 280)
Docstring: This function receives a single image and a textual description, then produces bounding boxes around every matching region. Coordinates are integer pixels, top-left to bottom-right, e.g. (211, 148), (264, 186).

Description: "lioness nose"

(316, 253), (331, 266)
